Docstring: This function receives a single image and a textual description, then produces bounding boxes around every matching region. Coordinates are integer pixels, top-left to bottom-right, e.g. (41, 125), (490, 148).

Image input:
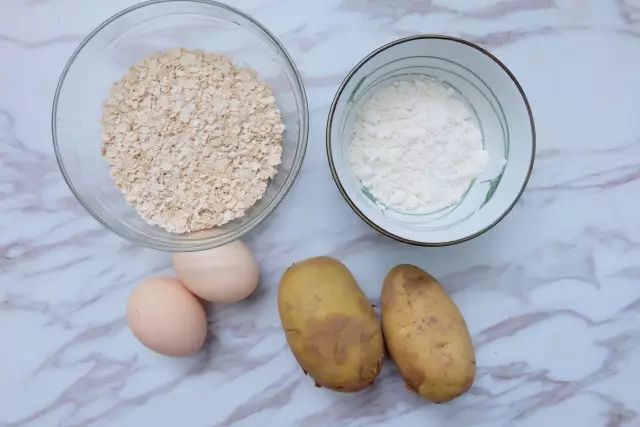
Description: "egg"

(172, 240), (259, 303)
(127, 277), (207, 356)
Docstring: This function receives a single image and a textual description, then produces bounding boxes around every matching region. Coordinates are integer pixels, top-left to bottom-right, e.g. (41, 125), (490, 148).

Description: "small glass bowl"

(327, 35), (535, 246)
(52, 0), (308, 252)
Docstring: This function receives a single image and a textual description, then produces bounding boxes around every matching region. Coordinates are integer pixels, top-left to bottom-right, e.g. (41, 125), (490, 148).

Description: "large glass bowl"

(52, 0), (308, 252)
(327, 35), (535, 246)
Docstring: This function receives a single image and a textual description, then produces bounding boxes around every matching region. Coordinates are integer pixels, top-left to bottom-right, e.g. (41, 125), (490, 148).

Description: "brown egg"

(172, 240), (260, 303)
(127, 277), (207, 356)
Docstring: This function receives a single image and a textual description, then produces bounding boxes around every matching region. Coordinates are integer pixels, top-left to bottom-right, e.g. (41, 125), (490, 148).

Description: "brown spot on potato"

(357, 296), (373, 313)
(404, 382), (417, 393)
(359, 359), (380, 383)
(402, 364), (425, 394)
(304, 314), (377, 365)
(359, 329), (376, 343)
(282, 302), (295, 312)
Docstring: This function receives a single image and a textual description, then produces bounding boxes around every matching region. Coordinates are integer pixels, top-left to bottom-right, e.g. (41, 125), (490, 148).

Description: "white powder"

(348, 76), (489, 213)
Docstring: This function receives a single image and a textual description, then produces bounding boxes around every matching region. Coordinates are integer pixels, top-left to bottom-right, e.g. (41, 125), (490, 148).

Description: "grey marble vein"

(1, 0), (639, 426)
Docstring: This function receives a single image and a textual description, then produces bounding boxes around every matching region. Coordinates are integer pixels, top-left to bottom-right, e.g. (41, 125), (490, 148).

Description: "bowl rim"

(52, 0), (309, 252)
(326, 34), (536, 247)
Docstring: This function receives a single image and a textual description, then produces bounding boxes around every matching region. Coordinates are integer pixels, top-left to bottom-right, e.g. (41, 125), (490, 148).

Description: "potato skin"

(381, 265), (476, 403)
(278, 257), (383, 392)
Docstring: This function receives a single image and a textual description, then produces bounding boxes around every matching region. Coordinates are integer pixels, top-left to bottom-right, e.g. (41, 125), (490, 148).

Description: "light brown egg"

(127, 277), (207, 356)
(172, 240), (260, 303)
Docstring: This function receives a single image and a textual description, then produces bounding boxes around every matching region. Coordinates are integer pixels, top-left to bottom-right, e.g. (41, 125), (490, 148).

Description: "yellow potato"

(381, 265), (476, 403)
(278, 257), (384, 392)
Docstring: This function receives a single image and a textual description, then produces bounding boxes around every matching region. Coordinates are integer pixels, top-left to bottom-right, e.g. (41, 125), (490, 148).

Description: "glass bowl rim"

(52, 0), (309, 252)
(325, 34), (535, 247)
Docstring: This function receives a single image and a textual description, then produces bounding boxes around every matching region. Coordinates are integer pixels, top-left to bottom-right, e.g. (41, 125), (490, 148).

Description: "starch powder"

(349, 77), (489, 213)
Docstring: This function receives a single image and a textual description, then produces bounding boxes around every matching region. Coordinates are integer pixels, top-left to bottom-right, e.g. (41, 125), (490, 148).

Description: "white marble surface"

(2, 0), (640, 425)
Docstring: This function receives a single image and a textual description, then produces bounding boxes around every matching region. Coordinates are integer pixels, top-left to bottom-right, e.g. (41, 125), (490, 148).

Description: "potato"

(381, 265), (476, 403)
(278, 257), (384, 392)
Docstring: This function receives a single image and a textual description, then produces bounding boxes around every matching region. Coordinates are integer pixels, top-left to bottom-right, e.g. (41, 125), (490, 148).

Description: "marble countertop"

(2, 0), (640, 426)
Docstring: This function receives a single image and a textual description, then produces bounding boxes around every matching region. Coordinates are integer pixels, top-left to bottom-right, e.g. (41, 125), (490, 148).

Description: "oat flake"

(101, 48), (284, 233)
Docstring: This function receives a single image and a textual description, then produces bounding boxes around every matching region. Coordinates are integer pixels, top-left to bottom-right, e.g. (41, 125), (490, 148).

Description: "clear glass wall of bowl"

(53, 0), (308, 251)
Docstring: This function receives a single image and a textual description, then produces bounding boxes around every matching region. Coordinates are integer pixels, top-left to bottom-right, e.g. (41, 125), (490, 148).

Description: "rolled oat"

(101, 48), (284, 233)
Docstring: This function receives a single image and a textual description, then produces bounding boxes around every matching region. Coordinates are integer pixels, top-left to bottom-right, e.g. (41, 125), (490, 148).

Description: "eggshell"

(127, 277), (207, 356)
(172, 240), (259, 303)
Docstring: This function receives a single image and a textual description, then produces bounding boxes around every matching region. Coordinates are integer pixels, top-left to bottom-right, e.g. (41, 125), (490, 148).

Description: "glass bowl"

(327, 35), (535, 246)
(52, 0), (308, 252)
